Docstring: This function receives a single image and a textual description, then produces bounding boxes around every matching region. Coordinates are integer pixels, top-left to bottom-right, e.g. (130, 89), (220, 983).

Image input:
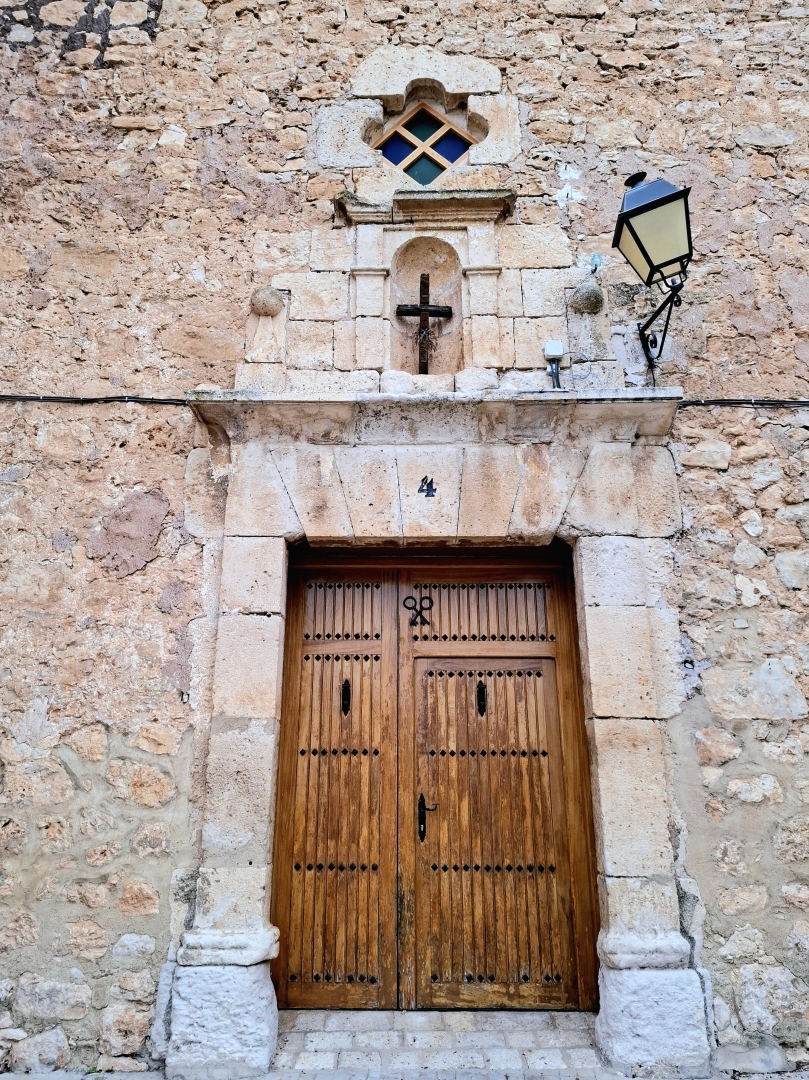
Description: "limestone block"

(457, 446), (522, 541)
(468, 95), (522, 164)
(14, 973), (91, 1019)
(225, 443), (303, 540)
(731, 962), (809, 1036)
(499, 318), (515, 368)
(220, 537), (286, 615)
(314, 100), (383, 169)
(587, 716), (674, 877)
(580, 607), (656, 719)
(166, 963), (278, 1080)
(679, 440), (730, 469)
(160, 0), (206, 26)
(575, 536), (675, 608)
(397, 447), (464, 539)
(202, 719), (277, 863)
(253, 230), (310, 272)
(648, 607), (685, 719)
(354, 271), (386, 317)
(380, 370), (414, 393)
(702, 658), (808, 721)
(356, 224), (384, 265)
(286, 320), (333, 370)
(509, 444), (586, 543)
(467, 270), (500, 316)
(310, 226), (355, 272)
(245, 312), (285, 364)
(234, 363), (286, 394)
(355, 317), (391, 370)
(212, 615), (285, 720)
(110, 0), (147, 22)
(513, 316), (567, 368)
(333, 447), (402, 541)
(39, 0), (86, 24)
(271, 272), (349, 321)
(192, 867), (268, 934)
(333, 319), (355, 369)
(272, 447), (354, 541)
(10, 1026), (70, 1072)
(598, 876), (689, 969)
(411, 374), (454, 393)
(469, 314), (501, 367)
(467, 223), (496, 265)
(150, 961), (175, 1059)
(632, 445), (682, 537)
(521, 268), (570, 317)
(498, 225), (572, 270)
(498, 269), (523, 317)
(596, 968), (710, 1076)
(455, 369), (498, 393)
(564, 443), (638, 535)
(285, 370), (380, 395)
(184, 447), (227, 540)
(775, 549), (809, 589)
(351, 45), (501, 111)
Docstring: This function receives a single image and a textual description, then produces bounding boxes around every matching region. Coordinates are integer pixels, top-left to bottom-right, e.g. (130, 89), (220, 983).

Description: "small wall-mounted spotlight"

(544, 340), (565, 389)
(612, 171), (693, 378)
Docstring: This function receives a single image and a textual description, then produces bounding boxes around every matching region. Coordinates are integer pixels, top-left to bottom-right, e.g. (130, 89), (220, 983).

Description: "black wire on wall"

(1, 393), (809, 409)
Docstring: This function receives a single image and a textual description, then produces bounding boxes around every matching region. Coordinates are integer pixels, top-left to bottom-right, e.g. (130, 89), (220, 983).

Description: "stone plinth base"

(165, 963), (278, 1080)
(595, 967), (710, 1078)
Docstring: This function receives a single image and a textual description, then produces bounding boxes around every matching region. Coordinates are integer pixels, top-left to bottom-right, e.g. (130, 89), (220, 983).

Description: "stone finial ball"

(568, 278), (604, 315)
(250, 286), (284, 317)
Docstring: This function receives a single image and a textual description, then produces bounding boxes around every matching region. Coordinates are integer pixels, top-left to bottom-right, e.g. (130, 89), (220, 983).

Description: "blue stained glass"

(404, 155), (445, 186)
(380, 131), (417, 165)
(431, 129), (471, 163)
(403, 109), (443, 141)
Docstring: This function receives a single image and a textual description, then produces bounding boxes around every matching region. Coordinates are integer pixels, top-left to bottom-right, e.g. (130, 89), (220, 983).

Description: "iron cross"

(395, 273), (452, 375)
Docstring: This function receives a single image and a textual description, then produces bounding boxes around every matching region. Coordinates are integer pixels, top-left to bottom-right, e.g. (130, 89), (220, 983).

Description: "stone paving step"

(270, 1010), (622, 1079)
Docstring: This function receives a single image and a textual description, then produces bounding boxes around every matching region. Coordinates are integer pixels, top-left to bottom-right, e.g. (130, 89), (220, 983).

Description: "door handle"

(418, 793), (438, 843)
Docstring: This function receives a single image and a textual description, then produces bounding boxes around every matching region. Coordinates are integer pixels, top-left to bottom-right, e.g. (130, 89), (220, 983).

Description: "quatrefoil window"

(374, 103), (475, 186)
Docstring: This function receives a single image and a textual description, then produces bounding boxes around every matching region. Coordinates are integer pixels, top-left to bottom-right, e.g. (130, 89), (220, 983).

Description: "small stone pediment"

(350, 45), (501, 112)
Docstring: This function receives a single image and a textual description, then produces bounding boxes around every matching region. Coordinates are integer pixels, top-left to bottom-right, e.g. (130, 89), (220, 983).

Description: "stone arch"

(390, 236), (463, 375)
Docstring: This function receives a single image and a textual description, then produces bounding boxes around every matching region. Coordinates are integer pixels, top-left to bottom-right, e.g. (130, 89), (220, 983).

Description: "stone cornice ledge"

(177, 927), (280, 967)
(335, 187), (517, 225)
(188, 387), (683, 444)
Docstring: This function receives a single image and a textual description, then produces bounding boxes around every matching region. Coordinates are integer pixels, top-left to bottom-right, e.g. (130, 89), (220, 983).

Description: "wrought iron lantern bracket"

(637, 278), (685, 381)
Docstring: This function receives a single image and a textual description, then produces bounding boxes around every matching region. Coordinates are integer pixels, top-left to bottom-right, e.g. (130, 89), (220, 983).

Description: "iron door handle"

(418, 793), (438, 843)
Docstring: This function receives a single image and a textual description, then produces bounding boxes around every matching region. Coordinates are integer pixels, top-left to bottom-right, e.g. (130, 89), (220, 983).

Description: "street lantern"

(612, 171), (693, 374)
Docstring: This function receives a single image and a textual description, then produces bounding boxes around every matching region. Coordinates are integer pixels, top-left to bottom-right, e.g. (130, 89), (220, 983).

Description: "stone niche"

(390, 236), (463, 376)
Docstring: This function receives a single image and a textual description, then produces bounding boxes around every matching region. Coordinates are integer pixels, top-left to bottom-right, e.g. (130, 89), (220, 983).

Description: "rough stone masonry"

(1, 0), (809, 1073)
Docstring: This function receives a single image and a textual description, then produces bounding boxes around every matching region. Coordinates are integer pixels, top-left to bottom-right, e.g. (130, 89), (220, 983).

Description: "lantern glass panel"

(630, 196), (690, 282)
(617, 223), (652, 283)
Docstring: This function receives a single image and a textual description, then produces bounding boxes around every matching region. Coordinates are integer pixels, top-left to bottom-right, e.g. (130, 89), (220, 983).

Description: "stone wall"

(2, 0), (809, 1070)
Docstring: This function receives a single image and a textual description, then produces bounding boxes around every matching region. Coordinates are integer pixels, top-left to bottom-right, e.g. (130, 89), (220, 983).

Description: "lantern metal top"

(612, 172), (693, 289)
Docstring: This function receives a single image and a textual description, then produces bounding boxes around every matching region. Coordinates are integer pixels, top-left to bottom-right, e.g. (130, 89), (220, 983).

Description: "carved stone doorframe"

(164, 387), (712, 1080)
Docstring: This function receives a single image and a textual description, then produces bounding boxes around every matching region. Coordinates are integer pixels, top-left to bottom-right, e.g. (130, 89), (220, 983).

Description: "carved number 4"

(419, 476), (437, 498)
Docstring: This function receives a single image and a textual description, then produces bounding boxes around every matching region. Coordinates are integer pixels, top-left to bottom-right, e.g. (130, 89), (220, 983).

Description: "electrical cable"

(680, 399), (809, 409)
(0, 393), (808, 409)
(0, 393), (187, 406)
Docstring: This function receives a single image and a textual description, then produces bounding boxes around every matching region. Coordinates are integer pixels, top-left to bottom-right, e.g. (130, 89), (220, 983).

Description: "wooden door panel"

(273, 576), (398, 1008)
(413, 661), (575, 1007)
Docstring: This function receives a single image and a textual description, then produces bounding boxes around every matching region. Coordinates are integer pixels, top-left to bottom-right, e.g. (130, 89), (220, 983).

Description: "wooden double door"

(272, 548), (598, 1010)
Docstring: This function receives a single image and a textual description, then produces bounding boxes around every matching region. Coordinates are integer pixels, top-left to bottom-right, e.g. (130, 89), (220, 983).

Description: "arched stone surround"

(163, 386), (712, 1080)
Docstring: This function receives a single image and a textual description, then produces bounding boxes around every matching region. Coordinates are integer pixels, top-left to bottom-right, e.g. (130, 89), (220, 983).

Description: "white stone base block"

(596, 967), (710, 1078)
(165, 963), (277, 1080)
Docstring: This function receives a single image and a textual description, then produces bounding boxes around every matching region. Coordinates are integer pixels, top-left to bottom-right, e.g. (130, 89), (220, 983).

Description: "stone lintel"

(189, 387), (683, 447)
(335, 187), (516, 225)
